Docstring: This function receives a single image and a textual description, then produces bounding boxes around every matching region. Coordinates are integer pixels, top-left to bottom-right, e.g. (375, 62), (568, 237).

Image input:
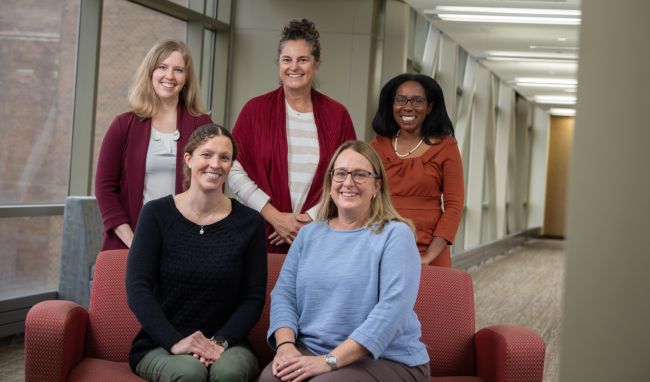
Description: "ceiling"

(403, 0), (581, 112)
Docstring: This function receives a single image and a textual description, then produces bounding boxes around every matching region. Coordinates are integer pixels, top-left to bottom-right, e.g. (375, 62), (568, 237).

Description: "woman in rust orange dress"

(370, 73), (464, 267)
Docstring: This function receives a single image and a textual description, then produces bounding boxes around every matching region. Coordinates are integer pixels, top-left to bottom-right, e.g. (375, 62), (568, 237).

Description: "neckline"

(168, 195), (234, 230)
(285, 100), (313, 117)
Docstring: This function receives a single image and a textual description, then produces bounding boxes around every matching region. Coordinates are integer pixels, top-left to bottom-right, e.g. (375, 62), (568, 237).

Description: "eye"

(299, 57), (308, 63)
(201, 153), (211, 158)
(174, 68), (184, 73)
(219, 154), (232, 162)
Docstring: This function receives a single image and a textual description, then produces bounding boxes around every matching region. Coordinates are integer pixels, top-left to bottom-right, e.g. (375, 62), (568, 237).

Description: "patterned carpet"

(470, 238), (565, 382)
(0, 238), (564, 381)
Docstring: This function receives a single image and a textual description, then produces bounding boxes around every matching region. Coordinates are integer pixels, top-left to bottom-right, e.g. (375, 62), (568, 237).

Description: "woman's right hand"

(262, 204), (310, 245)
(272, 343), (302, 375)
(113, 223), (134, 248)
(170, 331), (222, 366)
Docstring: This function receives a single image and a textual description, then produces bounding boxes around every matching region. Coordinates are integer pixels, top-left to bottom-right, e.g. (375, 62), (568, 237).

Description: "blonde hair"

(316, 140), (415, 234)
(128, 39), (205, 118)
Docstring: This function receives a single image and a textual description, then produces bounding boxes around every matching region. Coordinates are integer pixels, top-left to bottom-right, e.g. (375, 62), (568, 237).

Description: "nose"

(342, 172), (355, 185)
(209, 156), (221, 168)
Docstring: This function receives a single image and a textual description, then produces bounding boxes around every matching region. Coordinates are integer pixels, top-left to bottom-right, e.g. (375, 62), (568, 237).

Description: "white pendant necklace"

(393, 130), (424, 158)
(199, 226), (205, 235)
(190, 201), (222, 236)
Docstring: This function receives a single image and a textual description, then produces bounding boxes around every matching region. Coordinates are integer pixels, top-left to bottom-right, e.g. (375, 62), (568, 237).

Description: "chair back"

(415, 266), (476, 377)
(248, 253), (286, 366)
(84, 249), (141, 361)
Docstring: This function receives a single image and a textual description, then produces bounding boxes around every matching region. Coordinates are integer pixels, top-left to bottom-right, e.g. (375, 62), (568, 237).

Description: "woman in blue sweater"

(260, 140), (430, 382)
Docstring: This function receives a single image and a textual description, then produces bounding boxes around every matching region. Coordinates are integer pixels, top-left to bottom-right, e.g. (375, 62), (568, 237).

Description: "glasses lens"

(332, 169), (347, 181)
(411, 96), (426, 107)
(394, 96), (407, 106)
(352, 170), (372, 183)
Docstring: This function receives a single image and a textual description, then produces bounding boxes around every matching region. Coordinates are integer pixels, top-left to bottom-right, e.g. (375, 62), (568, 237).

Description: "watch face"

(325, 354), (337, 369)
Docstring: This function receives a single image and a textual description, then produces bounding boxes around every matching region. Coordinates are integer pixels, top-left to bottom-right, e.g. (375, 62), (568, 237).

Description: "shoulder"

(139, 195), (175, 223)
(230, 199), (265, 228)
(242, 87), (282, 109)
(378, 220), (415, 240)
(312, 90), (348, 114)
(369, 135), (391, 152)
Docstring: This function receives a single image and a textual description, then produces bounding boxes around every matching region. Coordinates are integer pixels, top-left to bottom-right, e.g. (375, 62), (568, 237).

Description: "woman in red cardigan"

(95, 39), (212, 250)
(230, 19), (356, 253)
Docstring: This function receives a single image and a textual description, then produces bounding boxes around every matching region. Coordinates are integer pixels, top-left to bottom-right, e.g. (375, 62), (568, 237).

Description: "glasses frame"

(330, 168), (378, 184)
(393, 95), (428, 108)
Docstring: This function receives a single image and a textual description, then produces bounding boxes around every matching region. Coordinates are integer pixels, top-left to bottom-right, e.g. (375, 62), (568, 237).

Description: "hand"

(272, 343), (301, 375)
(264, 208), (310, 245)
(275, 354), (330, 382)
(170, 331), (223, 366)
(113, 223), (134, 248)
(421, 236), (447, 265)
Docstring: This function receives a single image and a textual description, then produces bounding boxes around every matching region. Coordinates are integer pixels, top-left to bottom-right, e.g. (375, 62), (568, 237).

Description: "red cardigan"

(95, 105), (212, 250)
(232, 87), (356, 253)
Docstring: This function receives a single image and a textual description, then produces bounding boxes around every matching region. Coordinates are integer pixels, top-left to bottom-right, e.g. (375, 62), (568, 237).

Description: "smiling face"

(151, 50), (187, 104)
(329, 149), (380, 222)
(184, 135), (233, 192)
(392, 80), (433, 136)
(278, 39), (319, 93)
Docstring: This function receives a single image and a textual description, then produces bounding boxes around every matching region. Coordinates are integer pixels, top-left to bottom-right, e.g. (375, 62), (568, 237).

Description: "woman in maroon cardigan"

(230, 19), (356, 253)
(95, 40), (212, 250)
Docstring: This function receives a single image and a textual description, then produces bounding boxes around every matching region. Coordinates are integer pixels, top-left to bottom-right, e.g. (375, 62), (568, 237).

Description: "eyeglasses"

(394, 95), (428, 108)
(330, 168), (377, 183)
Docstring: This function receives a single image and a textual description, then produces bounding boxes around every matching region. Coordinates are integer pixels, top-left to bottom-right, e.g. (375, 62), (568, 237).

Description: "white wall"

(559, 0), (650, 380)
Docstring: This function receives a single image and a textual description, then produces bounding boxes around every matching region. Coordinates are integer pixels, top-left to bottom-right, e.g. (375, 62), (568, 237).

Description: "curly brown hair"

(278, 18), (321, 62)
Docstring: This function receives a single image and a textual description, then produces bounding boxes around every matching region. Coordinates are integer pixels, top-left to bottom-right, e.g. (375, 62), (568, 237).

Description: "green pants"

(135, 345), (259, 382)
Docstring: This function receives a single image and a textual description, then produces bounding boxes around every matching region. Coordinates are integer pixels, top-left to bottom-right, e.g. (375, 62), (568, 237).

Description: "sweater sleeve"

(95, 115), (130, 232)
(433, 142), (465, 244)
(267, 231), (303, 347)
(126, 200), (184, 351)
(211, 210), (267, 346)
(349, 223), (421, 358)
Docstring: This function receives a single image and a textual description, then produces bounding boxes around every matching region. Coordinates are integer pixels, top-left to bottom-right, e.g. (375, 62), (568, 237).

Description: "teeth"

(401, 116), (415, 122)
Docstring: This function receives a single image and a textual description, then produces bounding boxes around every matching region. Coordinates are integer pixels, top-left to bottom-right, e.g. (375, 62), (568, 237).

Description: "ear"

(427, 102), (433, 115)
(184, 152), (192, 168)
(374, 179), (382, 194)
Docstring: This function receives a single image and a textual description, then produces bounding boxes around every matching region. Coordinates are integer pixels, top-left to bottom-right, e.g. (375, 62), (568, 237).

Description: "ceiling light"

(549, 108), (576, 116)
(535, 95), (576, 105)
(529, 45), (578, 51)
(424, 6), (581, 25)
(430, 6), (581, 17)
(515, 77), (577, 86)
(485, 51), (578, 60)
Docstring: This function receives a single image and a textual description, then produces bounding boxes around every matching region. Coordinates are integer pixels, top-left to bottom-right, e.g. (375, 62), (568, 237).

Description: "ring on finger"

(298, 368), (303, 374)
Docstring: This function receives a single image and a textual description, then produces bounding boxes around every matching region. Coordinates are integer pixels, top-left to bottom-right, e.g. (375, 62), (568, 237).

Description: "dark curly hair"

(371, 74), (454, 143)
(278, 18), (321, 62)
(182, 124), (237, 191)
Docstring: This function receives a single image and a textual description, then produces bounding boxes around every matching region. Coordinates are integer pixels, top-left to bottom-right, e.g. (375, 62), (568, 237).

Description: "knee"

(211, 367), (249, 382)
(167, 359), (208, 382)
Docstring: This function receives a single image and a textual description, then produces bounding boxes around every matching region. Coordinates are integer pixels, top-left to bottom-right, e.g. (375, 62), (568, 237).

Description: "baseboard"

(0, 291), (57, 337)
(451, 227), (542, 270)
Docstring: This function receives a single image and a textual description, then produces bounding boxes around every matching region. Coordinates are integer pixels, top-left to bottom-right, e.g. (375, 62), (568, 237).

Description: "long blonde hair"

(128, 39), (205, 118)
(316, 140), (415, 234)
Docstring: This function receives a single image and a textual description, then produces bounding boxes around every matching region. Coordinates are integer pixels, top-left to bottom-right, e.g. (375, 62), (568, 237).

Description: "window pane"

(0, 216), (63, 300)
(92, 0), (187, 191)
(202, 29), (216, 109)
(0, 0), (80, 204)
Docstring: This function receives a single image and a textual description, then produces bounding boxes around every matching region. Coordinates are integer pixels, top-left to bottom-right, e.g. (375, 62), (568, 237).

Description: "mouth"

(160, 81), (177, 88)
(286, 72), (304, 79)
(339, 190), (359, 199)
(203, 171), (222, 180)
(400, 115), (416, 122)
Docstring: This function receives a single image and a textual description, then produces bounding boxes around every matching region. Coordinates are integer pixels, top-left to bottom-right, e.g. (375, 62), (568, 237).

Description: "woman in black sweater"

(126, 124), (267, 381)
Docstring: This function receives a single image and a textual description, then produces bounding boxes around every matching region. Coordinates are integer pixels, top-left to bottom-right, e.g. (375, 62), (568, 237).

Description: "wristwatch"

(211, 335), (229, 350)
(325, 353), (338, 370)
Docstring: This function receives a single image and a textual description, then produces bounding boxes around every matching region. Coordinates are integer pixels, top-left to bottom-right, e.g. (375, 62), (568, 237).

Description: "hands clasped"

(272, 344), (330, 381)
(170, 331), (225, 367)
(269, 212), (312, 246)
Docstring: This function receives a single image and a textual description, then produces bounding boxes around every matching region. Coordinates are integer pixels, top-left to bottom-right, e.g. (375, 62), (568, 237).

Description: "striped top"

(285, 101), (320, 213)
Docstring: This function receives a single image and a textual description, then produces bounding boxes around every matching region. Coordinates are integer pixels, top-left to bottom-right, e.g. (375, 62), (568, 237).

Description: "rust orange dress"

(370, 135), (464, 267)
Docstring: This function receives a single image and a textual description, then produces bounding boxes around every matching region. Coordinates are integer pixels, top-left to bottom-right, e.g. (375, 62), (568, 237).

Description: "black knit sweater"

(126, 195), (267, 370)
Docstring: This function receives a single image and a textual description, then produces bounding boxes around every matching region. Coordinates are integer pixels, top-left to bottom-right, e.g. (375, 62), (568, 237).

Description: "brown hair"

(278, 18), (321, 62)
(182, 124), (237, 191)
(316, 140), (415, 234)
(128, 39), (205, 118)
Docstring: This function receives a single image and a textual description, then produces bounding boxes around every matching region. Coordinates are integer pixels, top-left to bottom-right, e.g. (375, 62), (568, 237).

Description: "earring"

(188, 165), (192, 169)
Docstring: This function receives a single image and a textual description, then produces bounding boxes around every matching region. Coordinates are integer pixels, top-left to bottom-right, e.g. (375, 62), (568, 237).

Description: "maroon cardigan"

(95, 105), (212, 250)
(232, 87), (356, 253)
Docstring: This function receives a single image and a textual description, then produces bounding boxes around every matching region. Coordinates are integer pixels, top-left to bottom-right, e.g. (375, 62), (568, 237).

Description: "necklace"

(393, 130), (424, 158)
(190, 201), (223, 235)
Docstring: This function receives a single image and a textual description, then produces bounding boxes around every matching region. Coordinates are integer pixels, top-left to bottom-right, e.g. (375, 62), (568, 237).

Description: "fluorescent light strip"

(430, 6), (581, 17)
(484, 57), (578, 64)
(515, 78), (577, 85)
(517, 83), (577, 89)
(535, 95), (576, 105)
(437, 14), (580, 25)
(487, 51), (578, 60)
(549, 108), (576, 116)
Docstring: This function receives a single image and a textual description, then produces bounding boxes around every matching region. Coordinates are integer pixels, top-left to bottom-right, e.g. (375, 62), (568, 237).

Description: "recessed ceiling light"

(535, 95), (577, 105)
(558, 37), (567, 41)
(549, 108), (576, 116)
(424, 6), (581, 25)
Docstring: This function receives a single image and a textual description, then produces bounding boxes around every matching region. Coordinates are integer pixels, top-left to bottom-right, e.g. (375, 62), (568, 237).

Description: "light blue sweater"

(268, 220), (429, 367)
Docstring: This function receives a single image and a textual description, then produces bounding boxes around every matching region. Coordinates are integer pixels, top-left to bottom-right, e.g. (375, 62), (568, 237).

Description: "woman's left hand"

(274, 355), (330, 382)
